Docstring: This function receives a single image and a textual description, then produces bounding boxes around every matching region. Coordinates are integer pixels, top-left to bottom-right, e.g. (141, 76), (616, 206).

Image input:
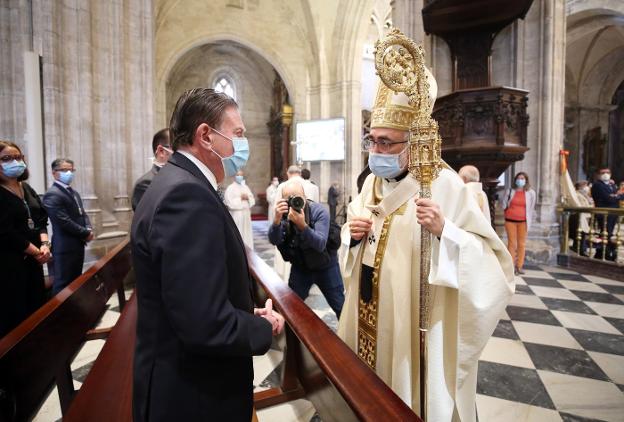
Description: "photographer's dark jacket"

(268, 201), (336, 270)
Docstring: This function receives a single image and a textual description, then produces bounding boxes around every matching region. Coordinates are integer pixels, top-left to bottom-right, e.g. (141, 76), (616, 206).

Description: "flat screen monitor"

(295, 118), (345, 161)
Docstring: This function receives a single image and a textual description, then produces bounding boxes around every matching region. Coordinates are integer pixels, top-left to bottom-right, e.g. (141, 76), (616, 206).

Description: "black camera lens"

(288, 195), (305, 212)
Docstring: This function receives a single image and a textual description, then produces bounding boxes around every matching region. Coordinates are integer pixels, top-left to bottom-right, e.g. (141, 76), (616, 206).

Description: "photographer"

(268, 180), (344, 318)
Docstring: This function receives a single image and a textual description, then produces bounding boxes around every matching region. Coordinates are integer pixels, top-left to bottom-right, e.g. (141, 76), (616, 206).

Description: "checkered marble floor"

(34, 222), (624, 422)
(252, 221), (624, 422)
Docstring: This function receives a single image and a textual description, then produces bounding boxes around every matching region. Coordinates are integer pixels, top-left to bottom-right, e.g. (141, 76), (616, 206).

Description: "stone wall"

(166, 42), (275, 202)
(1, 0), (155, 259)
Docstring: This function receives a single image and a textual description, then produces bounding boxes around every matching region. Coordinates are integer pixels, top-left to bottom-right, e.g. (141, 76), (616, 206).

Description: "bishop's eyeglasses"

(361, 134), (408, 153)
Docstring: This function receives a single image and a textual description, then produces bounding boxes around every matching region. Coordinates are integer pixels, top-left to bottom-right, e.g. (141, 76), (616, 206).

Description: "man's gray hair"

(458, 165), (480, 183)
(282, 179), (305, 197)
(51, 158), (74, 171)
(287, 165), (301, 175)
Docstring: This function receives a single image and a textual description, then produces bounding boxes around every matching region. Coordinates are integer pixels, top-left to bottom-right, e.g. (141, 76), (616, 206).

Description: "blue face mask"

(58, 170), (74, 185)
(1, 160), (27, 178)
(209, 128), (250, 177)
(515, 179), (526, 188)
(235, 175), (244, 184)
(368, 150), (406, 179)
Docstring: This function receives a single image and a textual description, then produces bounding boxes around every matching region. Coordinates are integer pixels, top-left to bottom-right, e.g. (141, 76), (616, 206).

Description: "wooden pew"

(61, 247), (420, 422)
(247, 250), (421, 422)
(0, 238), (131, 422)
(63, 294), (136, 422)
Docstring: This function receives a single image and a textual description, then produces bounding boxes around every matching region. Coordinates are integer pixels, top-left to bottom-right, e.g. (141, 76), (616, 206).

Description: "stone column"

(0, 0), (27, 144)
(516, 0), (567, 263)
(111, 0), (132, 229)
(75, 0), (102, 230)
(391, 0), (425, 42)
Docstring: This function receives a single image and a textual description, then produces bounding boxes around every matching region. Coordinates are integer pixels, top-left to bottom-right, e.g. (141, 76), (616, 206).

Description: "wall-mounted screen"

(295, 118), (345, 161)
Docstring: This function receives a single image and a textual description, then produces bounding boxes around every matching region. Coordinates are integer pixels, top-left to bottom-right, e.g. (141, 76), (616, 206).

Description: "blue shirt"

(268, 201), (330, 254)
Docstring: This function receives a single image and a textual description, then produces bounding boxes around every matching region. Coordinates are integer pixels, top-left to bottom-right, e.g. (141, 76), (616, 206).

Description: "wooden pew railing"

(32, 245), (420, 422)
(0, 238), (131, 422)
(63, 294), (137, 422)
(247, 249), (421, 422)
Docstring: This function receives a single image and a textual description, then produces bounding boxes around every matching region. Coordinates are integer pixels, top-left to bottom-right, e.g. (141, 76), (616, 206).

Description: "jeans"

(288, 260), (345, 318)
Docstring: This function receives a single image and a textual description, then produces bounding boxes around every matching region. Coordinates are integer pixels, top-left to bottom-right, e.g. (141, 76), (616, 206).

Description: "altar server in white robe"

(266, 177), (279, 220)
(337, 67), (515, 421)
(224, 170), (255, 250)
(459, 165), (491, 221)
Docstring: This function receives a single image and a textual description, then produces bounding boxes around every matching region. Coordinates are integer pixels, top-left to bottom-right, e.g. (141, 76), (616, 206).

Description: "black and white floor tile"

(34, 221), (624, 422)
(252, 222), (624, 422)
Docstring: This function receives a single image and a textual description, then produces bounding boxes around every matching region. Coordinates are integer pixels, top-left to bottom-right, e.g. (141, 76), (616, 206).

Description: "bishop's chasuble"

(337, 169), (515, 422)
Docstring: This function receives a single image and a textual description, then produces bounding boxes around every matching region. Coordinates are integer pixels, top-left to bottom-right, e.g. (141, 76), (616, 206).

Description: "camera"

(287, 195), (305, 212)
(282, 195), (305, 221)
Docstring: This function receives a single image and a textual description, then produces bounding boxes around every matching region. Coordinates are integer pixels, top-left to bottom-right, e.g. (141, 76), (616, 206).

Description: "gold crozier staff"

(374, 28), (443, 421)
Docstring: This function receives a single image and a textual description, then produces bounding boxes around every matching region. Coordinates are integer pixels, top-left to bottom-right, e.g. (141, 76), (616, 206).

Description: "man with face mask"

(224, 170), (255, 249)
(131, 128), (173, 211)
(337, 63), (514, 421)
(131, 88), (284, 421)
(265, 176), (279, 220)
(268, 179), (344, 318)
(43, 158), (93, 293)
(591, 168), (623, 260)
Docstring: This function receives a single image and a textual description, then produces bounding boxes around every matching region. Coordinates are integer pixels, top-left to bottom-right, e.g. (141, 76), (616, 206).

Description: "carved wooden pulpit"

(422, 0), (534, 224)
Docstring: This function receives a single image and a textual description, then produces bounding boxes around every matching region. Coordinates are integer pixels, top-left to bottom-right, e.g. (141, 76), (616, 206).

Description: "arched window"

(213, 75), (236, 100)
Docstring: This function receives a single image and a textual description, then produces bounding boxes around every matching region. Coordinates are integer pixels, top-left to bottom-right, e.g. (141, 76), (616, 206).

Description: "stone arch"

(157, 34), (300, 126)
(565, 65), (578, 105)
(566, 0), (624, 17)
(580, 47), (624, 105)
(598, 50), (624, 105)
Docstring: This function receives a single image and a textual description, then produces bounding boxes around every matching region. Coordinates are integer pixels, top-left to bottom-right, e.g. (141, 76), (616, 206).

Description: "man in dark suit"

(131, 128), (172, 211)
(43, 158), (93, 293)
(131, 88), (284, 422)
(591, 168), (624, 261)
(328, 181), (340, 223)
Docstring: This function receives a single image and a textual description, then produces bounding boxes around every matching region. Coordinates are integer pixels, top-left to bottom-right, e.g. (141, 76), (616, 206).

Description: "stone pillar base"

(525, 222), (560, 265)
(113, 195), (132, 233)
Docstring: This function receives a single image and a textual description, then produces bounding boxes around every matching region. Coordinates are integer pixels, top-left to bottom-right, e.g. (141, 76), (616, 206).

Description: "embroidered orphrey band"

(357, 213), (395, 370)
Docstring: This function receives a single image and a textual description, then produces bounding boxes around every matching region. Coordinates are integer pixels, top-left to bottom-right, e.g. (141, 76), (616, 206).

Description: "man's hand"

(37, 245), (51, 264)
(349, 217), (373, 241)
(241, 193), (249, 201)
(288, 208), (306, 231)
(255, 299), (285, 336)
(86, 231), (95, 242)
(415, 198), (445, 237)
(274, 199), (289, 225)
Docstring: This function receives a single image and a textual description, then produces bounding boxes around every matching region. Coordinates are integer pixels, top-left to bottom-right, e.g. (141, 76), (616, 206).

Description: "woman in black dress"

(0, 140), (51, 338)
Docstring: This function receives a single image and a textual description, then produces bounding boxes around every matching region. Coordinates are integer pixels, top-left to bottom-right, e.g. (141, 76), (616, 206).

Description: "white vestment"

(266, 184), (278, 220)
(465, 182), (491, 221)
(303, 180), (320, 203)
(224, 181), (255, 250)
(337, 170), (514, 421)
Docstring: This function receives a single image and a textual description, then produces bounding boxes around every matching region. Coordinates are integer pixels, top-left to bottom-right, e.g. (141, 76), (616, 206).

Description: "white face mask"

(581, 186), (590, 194)
(601, 173), (611, 182)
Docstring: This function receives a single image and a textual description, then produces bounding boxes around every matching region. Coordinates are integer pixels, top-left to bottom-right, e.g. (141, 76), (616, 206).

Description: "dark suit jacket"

(131, 152), (272, 422)
(43, 183), (91, 254)
(591, 180), (622, 208)
(328, 185), (339, 206)
(131, 164), (160, 211)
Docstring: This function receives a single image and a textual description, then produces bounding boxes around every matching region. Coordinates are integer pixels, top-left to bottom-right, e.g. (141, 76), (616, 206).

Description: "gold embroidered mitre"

(370, 60), (438, 131)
